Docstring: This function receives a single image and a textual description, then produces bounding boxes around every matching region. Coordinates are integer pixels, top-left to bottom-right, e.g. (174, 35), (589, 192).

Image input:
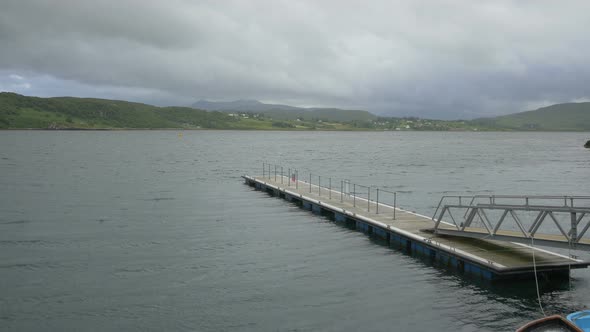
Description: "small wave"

(0, 239), (67, 248)
(112, 264), (169, 277)
(0, 263), (42, 270)
(0, 239), (42, 245)
(142, 197), (175, 201)
(0, 261), (76, 270)
(1, 220), (31, 225)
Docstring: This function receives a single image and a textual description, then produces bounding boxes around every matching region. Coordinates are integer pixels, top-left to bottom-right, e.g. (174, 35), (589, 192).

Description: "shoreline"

(1, 128), (588, 133)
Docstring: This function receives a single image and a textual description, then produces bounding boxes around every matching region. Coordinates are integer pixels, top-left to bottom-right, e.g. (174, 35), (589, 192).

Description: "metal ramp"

(432, 195), (590, 250)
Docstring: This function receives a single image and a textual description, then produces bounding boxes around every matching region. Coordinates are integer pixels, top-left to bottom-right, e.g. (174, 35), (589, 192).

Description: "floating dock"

(243, 174), (589, 281)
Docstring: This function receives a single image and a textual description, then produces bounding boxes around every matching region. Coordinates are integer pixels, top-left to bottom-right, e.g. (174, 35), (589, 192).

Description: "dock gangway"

(432, 195), (590, 250)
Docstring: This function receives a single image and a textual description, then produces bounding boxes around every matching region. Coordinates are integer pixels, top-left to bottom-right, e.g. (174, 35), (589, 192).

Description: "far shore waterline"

(2, 127), (590, 133)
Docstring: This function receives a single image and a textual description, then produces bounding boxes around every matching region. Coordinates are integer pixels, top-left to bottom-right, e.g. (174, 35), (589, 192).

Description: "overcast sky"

(1, 0), (590, 119)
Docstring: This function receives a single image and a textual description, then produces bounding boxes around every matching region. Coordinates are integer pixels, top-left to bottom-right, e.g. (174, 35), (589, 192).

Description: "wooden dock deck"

(244, 175), (589, 281)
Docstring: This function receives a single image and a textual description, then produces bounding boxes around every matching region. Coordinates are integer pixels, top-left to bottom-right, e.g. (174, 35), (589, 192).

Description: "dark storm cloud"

(1, 0), (590, 119)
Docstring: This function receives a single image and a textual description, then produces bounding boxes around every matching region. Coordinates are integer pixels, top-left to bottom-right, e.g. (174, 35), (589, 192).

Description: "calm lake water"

(1, 130), (589, 331)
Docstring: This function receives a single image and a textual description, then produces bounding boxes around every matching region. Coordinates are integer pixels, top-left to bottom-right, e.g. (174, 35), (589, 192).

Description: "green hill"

(471, 102), (590, 131)
(0, 92), (243, 129)
(0, 92), (378, 130)
(2, 92), (589, 131)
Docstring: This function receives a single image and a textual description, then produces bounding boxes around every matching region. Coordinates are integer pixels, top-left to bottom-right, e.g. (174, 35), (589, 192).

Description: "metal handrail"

(430, 193), (590, 249)
(352, 183), (371, 211)
(376, 188), (397, 219)
(433, 195), (590, 221)
(258, 163), (398, 218)
(257, 163), (590, 249)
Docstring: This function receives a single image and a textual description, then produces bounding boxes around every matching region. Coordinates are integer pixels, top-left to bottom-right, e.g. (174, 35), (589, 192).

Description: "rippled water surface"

(1, 131), (589, 331)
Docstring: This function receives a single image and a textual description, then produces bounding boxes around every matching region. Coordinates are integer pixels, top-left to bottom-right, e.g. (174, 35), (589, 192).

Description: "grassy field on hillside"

(2, 92), (589, 131)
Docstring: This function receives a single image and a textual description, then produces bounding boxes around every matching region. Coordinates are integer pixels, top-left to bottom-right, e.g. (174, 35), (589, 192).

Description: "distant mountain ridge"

(193, 99), (300, 112)
(192, 99), (377, 122)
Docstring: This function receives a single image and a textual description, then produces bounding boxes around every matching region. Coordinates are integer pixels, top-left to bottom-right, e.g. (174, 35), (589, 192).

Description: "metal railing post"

(296, 170), (298, 189)
(353, 183), (356, 207)
(268, 164), (271, 179)
(274, 165), (277, 182)
(376, 188), (380, 214)
(367, 187), (370, 212)
(288, 168), (290, 186)
(571, 212), (578, 241)
(394, 192), (397, 220)
(341, 180), (343, 202)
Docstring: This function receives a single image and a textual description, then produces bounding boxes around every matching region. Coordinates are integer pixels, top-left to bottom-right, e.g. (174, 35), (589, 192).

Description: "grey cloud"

(1, 0), (590, 119)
